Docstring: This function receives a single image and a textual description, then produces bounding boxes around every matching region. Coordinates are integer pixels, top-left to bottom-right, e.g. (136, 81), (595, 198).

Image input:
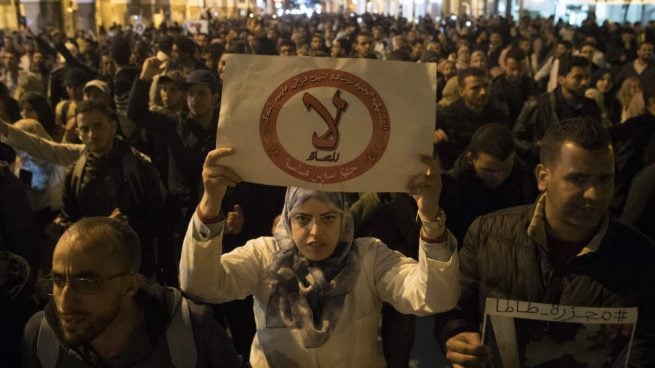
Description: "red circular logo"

(260, 69), (390, 184)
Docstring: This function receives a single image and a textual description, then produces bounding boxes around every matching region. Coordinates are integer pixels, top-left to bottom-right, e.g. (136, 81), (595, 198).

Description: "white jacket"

(180, 213), (460, 368)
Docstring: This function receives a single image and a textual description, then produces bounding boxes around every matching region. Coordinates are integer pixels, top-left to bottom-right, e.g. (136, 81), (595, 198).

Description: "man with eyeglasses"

(21, 217), (241, 368)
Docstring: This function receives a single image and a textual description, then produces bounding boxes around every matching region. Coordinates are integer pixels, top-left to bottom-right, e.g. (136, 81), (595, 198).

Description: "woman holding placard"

(179, 148), (460, 367)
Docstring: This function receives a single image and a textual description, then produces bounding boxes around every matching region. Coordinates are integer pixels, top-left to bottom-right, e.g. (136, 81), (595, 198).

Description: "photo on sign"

(481, 298), (638, 368)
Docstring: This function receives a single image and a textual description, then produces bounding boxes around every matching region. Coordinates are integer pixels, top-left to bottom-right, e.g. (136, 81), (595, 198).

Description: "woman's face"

(20, 102), (38, 120)
(290, 198), (342, 261)
(596, 73), (613, 94)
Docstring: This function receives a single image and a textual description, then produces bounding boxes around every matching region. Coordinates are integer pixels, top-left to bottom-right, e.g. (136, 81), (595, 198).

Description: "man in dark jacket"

(436, 118), (655, 367)
(59, 100), (167, 278)
(513, 56), (601, 169)
(440, 124), (536, 242)
(21, 217), (241, 368)
(490, 49), (537, 127)
(435, 67), (510, 170)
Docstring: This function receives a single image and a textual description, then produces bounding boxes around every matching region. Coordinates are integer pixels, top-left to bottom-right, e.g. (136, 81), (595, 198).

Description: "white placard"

(217, 54), (437, 192)
(482, 298), (638, 368)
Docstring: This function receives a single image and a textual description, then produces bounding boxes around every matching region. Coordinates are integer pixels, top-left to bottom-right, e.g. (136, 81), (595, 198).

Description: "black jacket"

(440, 154), (536, 243)
(434, 201), (655, 367)
(435, 98), (510, 170)
(513, 89), (601, 168)
(127, 78), (217, 207)
(21, 283), (242, 368)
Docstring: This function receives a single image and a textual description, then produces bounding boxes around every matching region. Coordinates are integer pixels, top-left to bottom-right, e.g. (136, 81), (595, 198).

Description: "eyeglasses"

(39, 272), (132, 295)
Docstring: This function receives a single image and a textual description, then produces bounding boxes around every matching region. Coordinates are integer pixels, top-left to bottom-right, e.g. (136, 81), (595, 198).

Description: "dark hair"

(556, 40), (573, 50)
(468, 123), (515, 160)
(558, 56), (590, 77)
(540, 117), (611, 167)
(173, 35), (196, 55)
(158, 35), (174, 54)
(457, 67), (487, 87)
(333, 38), (352, 54)
(506, 48), (526, 63)
(419, 50), (440, 63)
(388, 49), (411, 61)
(578, 41), (596, 50)
(204, 43), (224, 60)
(75, 100), (114, 120)
(111, 36), (132, 66)
(64, 217), (141, 273)
(19, 93), (55, 136)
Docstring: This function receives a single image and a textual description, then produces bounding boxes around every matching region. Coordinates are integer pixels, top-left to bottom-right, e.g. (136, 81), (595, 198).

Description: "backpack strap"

(166, 289), (197, 368)
(36, 316), (60, 368)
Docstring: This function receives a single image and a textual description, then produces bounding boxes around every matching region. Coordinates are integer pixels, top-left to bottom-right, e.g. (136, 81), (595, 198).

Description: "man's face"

(31, 52), (45, 70)
(505, 57), (524, 84)
(519, 40), (530, 53)
(247, 35), (258, 51)
(490, 33), (502, 47)
(171, 44), (188, 64)
(76, 109), (116, 155)
(51, 235), (132, 345)
(559, 66), (591, 97)
(355, 35), (372, 57)
(83, 87), (110, 106)
(637, 43), (653, 62)
(310, 36), (322, 50)
(457, 47), (471, 64)
(2, 52), (17, 70)
(20, 102), (38, 120)
(469, 152), (515, 188)
(538, 142), (614, 235)
(160, 83), (184, 110)
(280, 45), (293, 56)
(460, 75), (490, 110)
(186, 84), (216, 118)
(66, 84), (84, 102)
(100, 55), (115, 76)
(579, 45), (595, 61)
(470, 52), (486, 69)
(411, 42), (425, 58)
(290, 198), (342, 261)
(195, 34), (208, 49)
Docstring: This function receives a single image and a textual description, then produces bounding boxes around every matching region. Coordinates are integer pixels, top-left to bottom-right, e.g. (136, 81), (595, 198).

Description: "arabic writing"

(486, 298), (636, 324)
(304, 89), (348, 150)
(306, 151), (340, 162)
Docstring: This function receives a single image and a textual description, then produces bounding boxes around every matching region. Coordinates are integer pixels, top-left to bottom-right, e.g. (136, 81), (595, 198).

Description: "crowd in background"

(1, 10), (655, 368)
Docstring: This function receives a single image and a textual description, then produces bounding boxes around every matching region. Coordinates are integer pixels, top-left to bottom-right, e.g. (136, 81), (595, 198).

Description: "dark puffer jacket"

(434, 199), (655, 367)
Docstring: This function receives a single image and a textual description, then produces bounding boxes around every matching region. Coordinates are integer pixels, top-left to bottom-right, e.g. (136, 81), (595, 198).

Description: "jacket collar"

(527, 193), (609, 256)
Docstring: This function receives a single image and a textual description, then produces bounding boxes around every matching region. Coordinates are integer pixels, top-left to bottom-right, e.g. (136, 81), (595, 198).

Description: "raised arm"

(374, 156), (460, 315)
(0, 121), (83, 166)
(180, 148), (266, 304)
(127, 57), (173, 130)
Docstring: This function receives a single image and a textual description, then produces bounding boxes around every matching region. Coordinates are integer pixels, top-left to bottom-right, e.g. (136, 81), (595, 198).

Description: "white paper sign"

(482, 298), (638, 368)
(217, 54), (436, 192)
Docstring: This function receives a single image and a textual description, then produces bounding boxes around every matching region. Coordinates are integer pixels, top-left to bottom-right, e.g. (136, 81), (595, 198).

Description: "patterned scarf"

(265, 187), (360, 348)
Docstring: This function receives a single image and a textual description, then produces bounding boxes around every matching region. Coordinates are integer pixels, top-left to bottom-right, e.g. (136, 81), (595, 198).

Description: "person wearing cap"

(128, 56), (220, 284)
(152, 69), (187, 117)
(83, 80), (111, 106)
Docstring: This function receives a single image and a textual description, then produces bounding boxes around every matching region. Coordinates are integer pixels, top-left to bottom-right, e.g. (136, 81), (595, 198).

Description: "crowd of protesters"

(0, 10), (655, 368)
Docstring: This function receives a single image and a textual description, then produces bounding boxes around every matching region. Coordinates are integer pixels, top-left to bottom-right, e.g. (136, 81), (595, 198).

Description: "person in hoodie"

(21, 217), (242, 368)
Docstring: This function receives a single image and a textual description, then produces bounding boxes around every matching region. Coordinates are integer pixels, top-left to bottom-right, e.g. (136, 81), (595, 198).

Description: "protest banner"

(482, 297), (638, 368)
(216, 54), (437, 192)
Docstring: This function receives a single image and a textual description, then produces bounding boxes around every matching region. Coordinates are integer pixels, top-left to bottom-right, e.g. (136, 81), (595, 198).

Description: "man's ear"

(124, 273), (141, 298)
(535, 163), (548, 192)
(557, 75), (565, 86)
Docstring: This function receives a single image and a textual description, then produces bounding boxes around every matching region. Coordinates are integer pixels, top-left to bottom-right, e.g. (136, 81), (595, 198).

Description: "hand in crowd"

(445, 332), (492, 368)
(109, 208), (128, 223)
(140, 56), (164, 82)
(199, 148), (242, 219)
(434, 129), (449, 144)
(225, 204), (245, 235)
(407, 155), (442, 222)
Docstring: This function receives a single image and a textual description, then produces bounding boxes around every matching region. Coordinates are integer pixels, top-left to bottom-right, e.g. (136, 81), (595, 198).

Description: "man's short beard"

(61, 297), (123, 345)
